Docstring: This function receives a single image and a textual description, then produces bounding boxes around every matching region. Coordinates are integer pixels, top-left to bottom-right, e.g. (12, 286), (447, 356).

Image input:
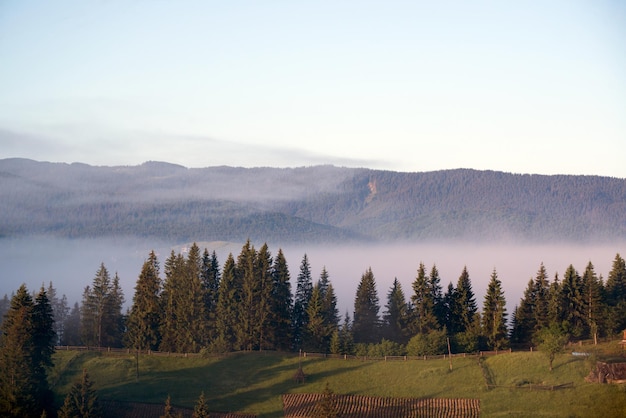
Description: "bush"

(406, 329), (448, 356)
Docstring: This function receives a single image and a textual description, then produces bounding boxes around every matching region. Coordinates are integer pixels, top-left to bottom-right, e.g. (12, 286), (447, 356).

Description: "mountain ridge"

(1, 158), (625, 244)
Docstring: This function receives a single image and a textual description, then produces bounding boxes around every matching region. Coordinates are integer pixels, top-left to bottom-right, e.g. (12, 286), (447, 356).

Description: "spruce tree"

(256, 243), (274, 350)
(429, 264), (445, 328)
(61, 302), (82, 346)
(126, 251), (162, 351)
(58, 369), (100, 418)
(581, 261), (604, 342)
(511, 278), (536, 345)
(214, 254), (239, 352)
(443, 282), (458, 334)
(319, 267), (339, 339)
(305, 284), (327, 351)
(0, 285), (39, 417)
(192, 391), (210, 418)
(236, 240), (258, 351)
(201, 249), (220, 340)
(559, 264), (585, 337)
(292, 254), (313, 349)
(32, 286), (56, 415)
(481, 269), (508, 350)
(160, 251), (185, 352)
(533, 263), (550, 330)
(410, 262), (439, 334)
(352, 268), (380, 344)
(454, 266), (478, 333)
(605, 253), (626, 334)
(81, 264), (112, 347)
(383, 278), (409, 343)
(271, 249), (292, 351)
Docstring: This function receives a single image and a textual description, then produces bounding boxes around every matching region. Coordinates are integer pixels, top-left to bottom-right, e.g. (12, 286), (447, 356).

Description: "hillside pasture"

(50, 348), (626, 417)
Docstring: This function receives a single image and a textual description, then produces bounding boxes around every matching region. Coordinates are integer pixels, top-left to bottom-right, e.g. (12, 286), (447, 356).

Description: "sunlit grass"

(51, 347), (626, 418)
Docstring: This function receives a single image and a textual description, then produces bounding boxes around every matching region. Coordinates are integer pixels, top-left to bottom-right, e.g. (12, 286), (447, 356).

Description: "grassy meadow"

(50, 345), (626, 418)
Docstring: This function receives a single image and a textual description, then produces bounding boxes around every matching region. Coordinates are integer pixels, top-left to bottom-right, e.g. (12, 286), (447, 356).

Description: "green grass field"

(50, 346), (626, 418)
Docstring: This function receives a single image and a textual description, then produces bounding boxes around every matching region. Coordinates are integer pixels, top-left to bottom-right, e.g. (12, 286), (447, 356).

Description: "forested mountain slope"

(1, 158), (625, 243)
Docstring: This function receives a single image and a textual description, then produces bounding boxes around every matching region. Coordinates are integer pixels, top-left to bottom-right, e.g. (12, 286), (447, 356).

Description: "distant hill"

(1, 158), (625, 243)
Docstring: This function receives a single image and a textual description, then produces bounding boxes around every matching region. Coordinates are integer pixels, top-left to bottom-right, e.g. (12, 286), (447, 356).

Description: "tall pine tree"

(383, 278), (409, 343)
(292, 254), (313, 349)
(482, 269), (508, 350)
(352, 268), (380, 344)
(126, 251), (162, 351)
(270, 249), (293, 351)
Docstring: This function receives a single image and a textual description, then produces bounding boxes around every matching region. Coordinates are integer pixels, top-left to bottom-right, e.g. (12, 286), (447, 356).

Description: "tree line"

(3, 241), (625, 356)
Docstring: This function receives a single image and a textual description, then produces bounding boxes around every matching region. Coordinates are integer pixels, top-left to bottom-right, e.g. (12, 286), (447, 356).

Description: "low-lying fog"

(1, 237), (624, 322)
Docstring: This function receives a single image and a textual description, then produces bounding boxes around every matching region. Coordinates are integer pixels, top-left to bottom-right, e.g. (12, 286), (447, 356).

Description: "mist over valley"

(1, 158), (625, 319)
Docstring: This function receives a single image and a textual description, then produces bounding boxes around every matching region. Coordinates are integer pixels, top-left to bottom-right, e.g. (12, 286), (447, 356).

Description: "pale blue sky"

(1, 0), (624, 176)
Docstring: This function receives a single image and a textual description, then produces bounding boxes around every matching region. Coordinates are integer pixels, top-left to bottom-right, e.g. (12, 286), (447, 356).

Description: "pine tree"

(511, 278), (536, 345)
(312, 382), (339, 418)
(581, 261), (604, 342)
(201, 249), (220, 341)
(482, 269), (508, 350)
(383, 278), (409, 343)
(271, 249), (292, 351)
(293, 254), (313, 349)
(160, 251), (184, 352)
(305, 284), (328, 351)
(126, 251), (162, 351)
(192, 391), (210, 418)
(443, 282), (458, 333)
(236, 240), (259, 351)
(214, 253), (239, 352)
(104, 273), (125, 348)
(318, 268), (339, 340)
(81, 264), (112, 347)
(256, 243), (274, 350)
(410, 262), (439, 335)
(352, 268), (380, 344)
(429, 264), (445, 328)
(46, 282), (69, 345)
(32, 287), (56, 415)
(58, 369), (100, 418)
(0, 285), (39, 417)
(559, 265), (585, 337)
(605, 253), (626, 334)
(533, 263), (550, 330)
(183, 243), (208, 351)
(61, 302), (81, 346)
(454, 266), (478, 333)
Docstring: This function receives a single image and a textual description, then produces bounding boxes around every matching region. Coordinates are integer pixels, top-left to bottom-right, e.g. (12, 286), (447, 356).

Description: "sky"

(0, 0), (625, 176)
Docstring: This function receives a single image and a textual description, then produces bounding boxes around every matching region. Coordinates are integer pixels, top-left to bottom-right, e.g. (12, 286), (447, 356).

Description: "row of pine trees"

(3, 241), (625, 357)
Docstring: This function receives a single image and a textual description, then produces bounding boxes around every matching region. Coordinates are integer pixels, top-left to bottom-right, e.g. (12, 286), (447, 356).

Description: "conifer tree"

(46, 282), (69, 345)
(305, 284), (328, 351)
(482, 269), (508, 350)
(201, 249), (220, 340)
(32, 287), (56, 415)
(383, 278), (409, 343)
(533, 263), (550, 330)
(454, 266), (478, 333)
(605, 253), (626, 334)
(58, 369), (100, 418)
(81, 264), (112, 347)
(429, 264), (445, 328)
(0, 285), (39, 417)
(410, 262), (439, 334)
(236, 240), (258, 350)
(160, 251), (184, 352)
(214, 253), (239, 352)
(319, 267), (339, 338)
(183, 243), (207, 351)
(104, 273), (125, 347)
(559, 264), (585, 337)
(443, 282), (458, 334)
(61, 302), (81, 346)
(271, 249), (292, 351)
(581, 261), (604, 342)
(192, 391), (210, 418)
(352, 268), (380, 344)
(126, 251), (162, 351)
(256, 243), (274, 350)
(0, 293), (9, 327)
(511, 278), (536, 345)
(293, 254), (313, 349)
